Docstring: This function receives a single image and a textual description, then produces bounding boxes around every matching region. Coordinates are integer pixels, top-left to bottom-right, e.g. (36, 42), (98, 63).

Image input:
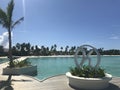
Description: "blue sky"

(0, 0), (120, 50)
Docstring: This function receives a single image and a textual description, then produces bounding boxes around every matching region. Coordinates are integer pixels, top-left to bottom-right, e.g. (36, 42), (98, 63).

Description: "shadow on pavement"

(0, 80), (13, 90)
(12, 79), (32, 82)
(103, 83), (120, 90)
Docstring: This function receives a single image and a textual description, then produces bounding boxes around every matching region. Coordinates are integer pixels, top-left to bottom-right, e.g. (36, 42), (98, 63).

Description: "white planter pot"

(66, 72), (112, 90)
(3, 65), (37, 76)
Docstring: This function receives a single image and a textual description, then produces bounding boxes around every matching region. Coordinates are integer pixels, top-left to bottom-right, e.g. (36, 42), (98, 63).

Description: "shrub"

(70, 65), (105, 78)
(9, 60), (31, 68)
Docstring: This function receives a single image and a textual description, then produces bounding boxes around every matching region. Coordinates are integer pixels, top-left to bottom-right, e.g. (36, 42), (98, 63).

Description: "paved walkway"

(0, 57), (120, 90)
(0, 74), (120, 90)
(39, 75), (120, 90)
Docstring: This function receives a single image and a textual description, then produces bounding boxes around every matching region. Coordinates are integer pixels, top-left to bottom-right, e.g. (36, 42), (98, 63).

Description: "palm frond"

(7, 0), (14, 26)
(12, 17), (24, 29)
(0, 8), (8, 28)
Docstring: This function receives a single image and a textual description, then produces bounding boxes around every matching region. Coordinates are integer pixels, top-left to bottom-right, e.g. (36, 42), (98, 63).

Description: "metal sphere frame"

(74, 45), (101, 68)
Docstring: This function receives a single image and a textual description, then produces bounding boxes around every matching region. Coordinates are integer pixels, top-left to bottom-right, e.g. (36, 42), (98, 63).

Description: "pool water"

(0, 58), (8, 64)
(27, 56), (120, 80)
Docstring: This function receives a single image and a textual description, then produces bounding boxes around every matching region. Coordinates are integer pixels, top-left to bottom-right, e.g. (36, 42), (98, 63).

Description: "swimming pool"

(0, 58), (8, 64)
(27, 56), (120, 80)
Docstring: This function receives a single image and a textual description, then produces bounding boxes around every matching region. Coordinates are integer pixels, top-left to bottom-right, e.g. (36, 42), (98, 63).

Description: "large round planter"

(66, 72), (112, 90)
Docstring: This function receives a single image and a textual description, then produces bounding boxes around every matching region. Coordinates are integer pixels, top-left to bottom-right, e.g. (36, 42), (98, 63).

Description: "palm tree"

(60, 47), (63, 55)
(65, 45), (69, 55)
(53, 44), (57, 55)
(0, 0), (24, 81)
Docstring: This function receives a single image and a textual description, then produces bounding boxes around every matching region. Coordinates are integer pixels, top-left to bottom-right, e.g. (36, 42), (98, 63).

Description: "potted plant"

(3, 59), (37, 76)
(66, 45), (112, 90)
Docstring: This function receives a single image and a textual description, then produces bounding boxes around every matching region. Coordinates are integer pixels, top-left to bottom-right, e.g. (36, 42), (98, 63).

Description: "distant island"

(0, 42), (120, 56)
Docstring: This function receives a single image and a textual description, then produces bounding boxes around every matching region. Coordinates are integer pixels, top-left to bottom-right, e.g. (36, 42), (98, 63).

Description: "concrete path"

(39, 75), (120, 90)
(1, 74), (120, 90)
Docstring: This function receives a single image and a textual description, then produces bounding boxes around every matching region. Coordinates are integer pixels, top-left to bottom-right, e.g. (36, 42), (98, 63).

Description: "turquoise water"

(27, 56), (120, 80)
(0, 58), (8, 64)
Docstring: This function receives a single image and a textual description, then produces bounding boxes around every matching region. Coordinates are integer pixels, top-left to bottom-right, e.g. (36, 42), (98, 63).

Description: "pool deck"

(0, 57), (120, 90)
(0, 74), (120, 90)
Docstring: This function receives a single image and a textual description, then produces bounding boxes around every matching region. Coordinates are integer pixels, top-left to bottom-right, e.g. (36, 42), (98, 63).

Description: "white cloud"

(109, 36), (119, 40)
(0, 32), (13, 49)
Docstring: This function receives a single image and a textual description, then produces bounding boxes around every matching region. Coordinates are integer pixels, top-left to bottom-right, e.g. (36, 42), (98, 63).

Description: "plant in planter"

(8, 60), (31, 68)
(70, 65), (105, 78)
(3, 59), (37, 76)
(66, 45), (112, 90)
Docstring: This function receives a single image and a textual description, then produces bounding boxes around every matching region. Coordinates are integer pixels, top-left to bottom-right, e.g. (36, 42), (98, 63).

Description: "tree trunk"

(8, 28), (14, 67)
(7, 28), (13, 82)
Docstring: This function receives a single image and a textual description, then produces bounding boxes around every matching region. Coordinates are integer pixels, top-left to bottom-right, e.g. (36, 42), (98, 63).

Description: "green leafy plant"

(8, 60), (31, 68)
(70, 65), (105, 78)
